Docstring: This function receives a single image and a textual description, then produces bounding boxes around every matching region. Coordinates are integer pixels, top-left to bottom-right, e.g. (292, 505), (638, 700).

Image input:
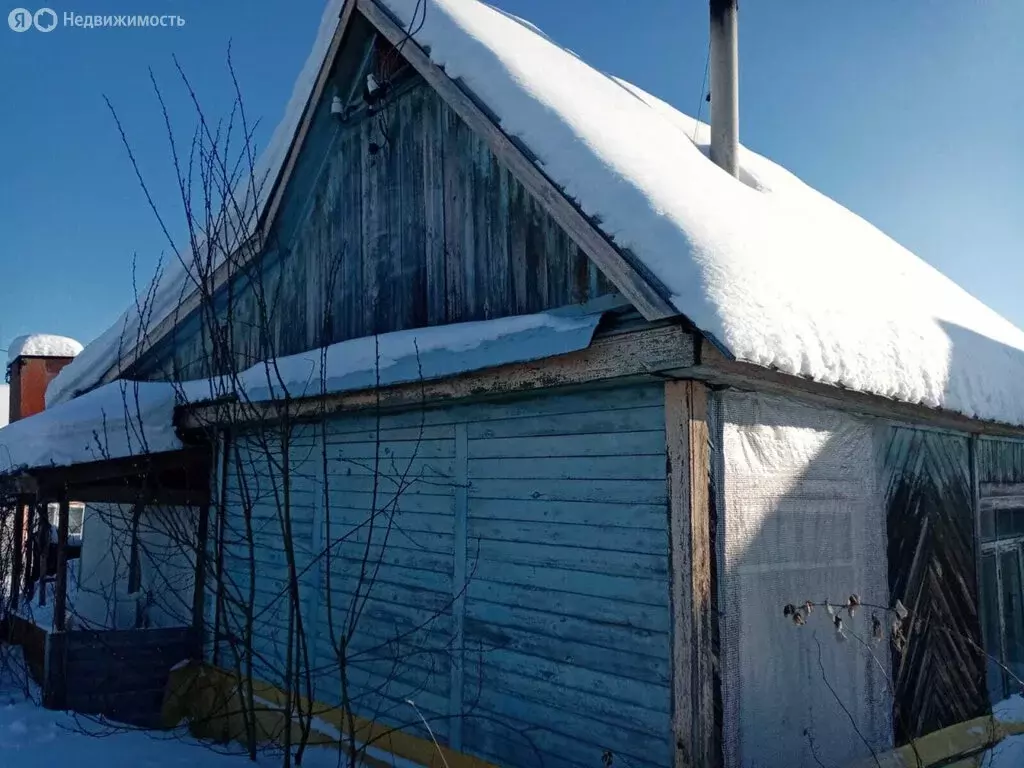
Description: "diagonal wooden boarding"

(883, 427), (987, 742)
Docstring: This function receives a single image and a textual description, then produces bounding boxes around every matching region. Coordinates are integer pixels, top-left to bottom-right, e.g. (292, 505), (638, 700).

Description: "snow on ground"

(0, 647), (353, 768)
(994, 693), (1024, 724)
(980, 695), (1024, 767)
(7, 335), (83, 363)
(982, 734), (1024, 767)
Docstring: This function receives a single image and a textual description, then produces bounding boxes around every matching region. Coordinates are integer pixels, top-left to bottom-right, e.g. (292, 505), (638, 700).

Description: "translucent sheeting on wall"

(717, 391), (892, 768)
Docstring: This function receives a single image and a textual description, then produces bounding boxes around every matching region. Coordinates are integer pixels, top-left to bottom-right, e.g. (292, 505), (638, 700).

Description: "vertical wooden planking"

(449, 422), (469, 750)
(422, 87), (447, 326)
(472, 139), (492, 319)
(507, 179), (530, 314)
(361, 115), (384, 333)
(885, 427), (986, 739)
(339, 124), (365, 340)
(525, 194), (546, 312)
(487, 162), (511, 318)
(133, 80), (635, 383)
(665, 380), (716, 768)
(443, 105), (465, 323)
(402, 88), (428, 329)
(462, 122), (479, 318)
(570, 241), (590, 304)
(385, 99), (405, 331)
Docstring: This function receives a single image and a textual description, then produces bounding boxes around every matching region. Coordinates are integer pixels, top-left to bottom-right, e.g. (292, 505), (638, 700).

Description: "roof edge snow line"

(49, 0), (1024, 427)
(1, 307), (606, 474)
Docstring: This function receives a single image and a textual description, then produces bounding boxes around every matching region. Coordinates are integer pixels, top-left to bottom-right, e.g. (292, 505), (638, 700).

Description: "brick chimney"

(6, 335), (83, 422)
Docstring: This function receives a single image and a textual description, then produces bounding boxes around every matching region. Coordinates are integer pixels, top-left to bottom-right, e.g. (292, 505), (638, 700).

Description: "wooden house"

(4, 1), (1024, 766)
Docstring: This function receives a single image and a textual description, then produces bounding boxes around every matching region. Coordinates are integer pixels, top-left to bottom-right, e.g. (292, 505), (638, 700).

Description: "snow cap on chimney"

(6, 334), (83, 365)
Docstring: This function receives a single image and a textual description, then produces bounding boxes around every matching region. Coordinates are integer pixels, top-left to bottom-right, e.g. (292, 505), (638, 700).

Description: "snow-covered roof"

(1, 307), (601, 472)
(0, 380), (184, 473)
(48, 0), (1024, 427)
(7, 334), (83, 364)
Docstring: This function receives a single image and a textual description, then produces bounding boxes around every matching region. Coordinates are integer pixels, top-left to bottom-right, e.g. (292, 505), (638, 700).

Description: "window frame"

(979, 489), (1024, 701)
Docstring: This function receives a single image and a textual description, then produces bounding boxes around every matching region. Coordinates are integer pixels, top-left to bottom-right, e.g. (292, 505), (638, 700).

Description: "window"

(46, 502), (86, 544)
(980, 490), (1024, 701)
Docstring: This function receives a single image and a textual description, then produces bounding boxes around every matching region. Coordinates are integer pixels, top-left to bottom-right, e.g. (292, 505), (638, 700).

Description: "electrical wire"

(693, 39), (711, 143)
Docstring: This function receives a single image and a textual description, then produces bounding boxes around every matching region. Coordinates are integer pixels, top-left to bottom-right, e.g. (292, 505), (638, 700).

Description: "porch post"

(191, 503), (210, 643)
(665, 380), (718, 768)
(9, 497), (26, 612)
(53, 497), (70, 633)
(36, 502), (49, 607)
(23, 501), (36, 601)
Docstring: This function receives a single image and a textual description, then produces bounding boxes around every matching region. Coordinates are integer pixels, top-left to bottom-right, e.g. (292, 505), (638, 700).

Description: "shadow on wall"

(716, 394), (892, 768)
(716, 318), (1024, 766)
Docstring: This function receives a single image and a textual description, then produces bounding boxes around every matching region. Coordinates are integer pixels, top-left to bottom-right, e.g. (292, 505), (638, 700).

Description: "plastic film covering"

(717, 391), (892, 768)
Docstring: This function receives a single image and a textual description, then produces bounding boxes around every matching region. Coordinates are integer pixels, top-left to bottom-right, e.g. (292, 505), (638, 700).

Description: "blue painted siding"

(460, 387), (670, 768)
(213, 384), (671, 766)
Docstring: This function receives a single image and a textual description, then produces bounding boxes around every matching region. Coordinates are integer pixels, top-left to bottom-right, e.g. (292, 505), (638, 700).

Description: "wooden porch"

(1, 446), (211, 726)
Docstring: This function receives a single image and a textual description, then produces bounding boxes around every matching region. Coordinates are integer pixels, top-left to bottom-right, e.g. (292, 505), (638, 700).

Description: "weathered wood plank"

(467, 454), (665, 481)
(467, 517), (667, 554)
(884, 427), (987, 741)
(361, 116), (383, 333)
(474, 539), (667, 578)
(468, 431), (665, 459)
(469, 478), (667, 505)
(443, 105), (466, 322)
(422, 85), (446, 327)
(468, 497), (665, 528)
(466, 579), (669, 633)
(355, 0), (674, 321)
(470, 559), (667, 607)
(338, 124), (365, 340)
(468, 405), (665, 439)
(665, 380), (716, 768)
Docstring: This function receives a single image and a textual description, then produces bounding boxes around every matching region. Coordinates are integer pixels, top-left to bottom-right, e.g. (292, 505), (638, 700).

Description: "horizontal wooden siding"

(212, 384), (671, 766)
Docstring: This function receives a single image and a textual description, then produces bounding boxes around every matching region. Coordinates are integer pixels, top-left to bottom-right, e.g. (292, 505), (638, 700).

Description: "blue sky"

(1, 0), (1021, 357)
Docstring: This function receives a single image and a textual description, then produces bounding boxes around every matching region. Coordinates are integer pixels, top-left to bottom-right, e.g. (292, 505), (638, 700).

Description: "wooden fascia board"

(685, 341), (1024, 439)
(179, 323), (696, 430)
(94, 1), (359, 390)
(355, 0), (676, 322)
